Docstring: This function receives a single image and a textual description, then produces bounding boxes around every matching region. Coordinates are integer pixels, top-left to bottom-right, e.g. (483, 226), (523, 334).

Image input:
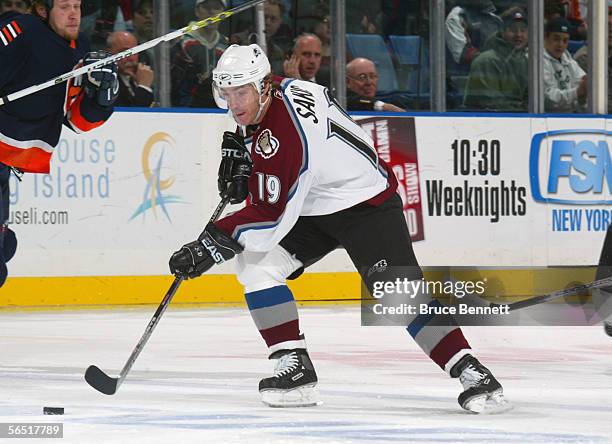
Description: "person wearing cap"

(464, 7), (529, 112)
(543, 17), (587, 112)
(170, 0), (229, 107)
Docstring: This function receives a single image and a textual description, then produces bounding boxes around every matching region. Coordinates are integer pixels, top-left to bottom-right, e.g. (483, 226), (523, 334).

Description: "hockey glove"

(218, 131), (252, 204)
(169, 223), (243, 279)
(82, 51), (119, 108)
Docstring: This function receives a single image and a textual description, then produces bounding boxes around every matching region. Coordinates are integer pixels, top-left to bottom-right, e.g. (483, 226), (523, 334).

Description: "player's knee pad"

(2, 226), (17, 263)
(236, 246), (302, 293)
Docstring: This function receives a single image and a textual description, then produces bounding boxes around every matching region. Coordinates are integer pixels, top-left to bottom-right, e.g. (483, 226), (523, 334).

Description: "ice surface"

(1, 306), (611, 443)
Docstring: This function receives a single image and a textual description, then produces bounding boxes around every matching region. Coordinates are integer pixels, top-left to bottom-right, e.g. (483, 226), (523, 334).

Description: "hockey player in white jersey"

(169, 44), (510, 413)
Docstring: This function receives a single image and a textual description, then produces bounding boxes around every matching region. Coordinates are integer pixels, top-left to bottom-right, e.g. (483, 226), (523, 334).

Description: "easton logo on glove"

(221, 147), (251, 161)
(201, 238), (225, 264)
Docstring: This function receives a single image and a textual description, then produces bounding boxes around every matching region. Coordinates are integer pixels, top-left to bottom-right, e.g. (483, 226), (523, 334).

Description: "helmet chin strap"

(252, 92), (271, 125)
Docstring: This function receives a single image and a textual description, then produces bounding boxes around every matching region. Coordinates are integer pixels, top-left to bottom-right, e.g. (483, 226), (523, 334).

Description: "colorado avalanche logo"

(255, 129), (280, 159)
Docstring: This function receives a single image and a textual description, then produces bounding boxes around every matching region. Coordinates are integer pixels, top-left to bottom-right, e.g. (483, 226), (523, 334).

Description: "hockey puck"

(43, 407), (64, 415)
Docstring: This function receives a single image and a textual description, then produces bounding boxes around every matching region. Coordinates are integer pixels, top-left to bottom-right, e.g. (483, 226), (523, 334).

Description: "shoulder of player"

(0, 12), (38, 46)
(277, 79), (326, 126)
(281, 78), (326, 99)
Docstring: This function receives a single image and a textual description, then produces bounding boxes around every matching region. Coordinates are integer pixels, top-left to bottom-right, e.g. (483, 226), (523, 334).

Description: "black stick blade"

(85, 365), (119, 395)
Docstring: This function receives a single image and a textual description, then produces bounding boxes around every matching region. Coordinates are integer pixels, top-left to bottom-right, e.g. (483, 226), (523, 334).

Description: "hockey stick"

(85, 196), (230, 395)
(0, 0), (264, 107)
(476, 274), (612, 312)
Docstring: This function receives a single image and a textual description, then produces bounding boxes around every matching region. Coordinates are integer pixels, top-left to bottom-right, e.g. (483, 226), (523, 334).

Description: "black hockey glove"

(82, 51), (119, 108)
(218, 131), (252, 204)
(169, 223), (243, 279)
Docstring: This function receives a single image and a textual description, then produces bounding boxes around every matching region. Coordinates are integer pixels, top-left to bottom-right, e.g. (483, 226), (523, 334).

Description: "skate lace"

(459, 364), (487, 389)
(273, 352), (300, 378)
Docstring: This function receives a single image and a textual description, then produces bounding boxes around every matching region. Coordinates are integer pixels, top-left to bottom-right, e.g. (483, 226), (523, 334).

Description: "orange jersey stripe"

(0, 140), (52, 173)
(2, 27), (13, 42)
(68, 93), (105, 132)
(11, 20), (21, 34)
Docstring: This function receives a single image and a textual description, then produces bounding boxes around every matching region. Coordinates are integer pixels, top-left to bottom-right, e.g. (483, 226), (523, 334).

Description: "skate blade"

(260, 384), (322, 408)
(463, 390), (513, 414)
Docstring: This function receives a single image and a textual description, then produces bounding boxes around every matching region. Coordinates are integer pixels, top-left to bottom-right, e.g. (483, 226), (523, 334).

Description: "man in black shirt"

(107, 31), (154, 107)
(346, 58), (404, 112)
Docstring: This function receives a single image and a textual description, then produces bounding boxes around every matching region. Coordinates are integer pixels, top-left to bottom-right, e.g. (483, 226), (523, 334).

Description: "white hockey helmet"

(212, 44), (271, 109)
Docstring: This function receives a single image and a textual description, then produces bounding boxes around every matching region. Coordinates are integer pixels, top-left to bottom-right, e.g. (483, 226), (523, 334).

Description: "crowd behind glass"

(1, 0), (604, 113)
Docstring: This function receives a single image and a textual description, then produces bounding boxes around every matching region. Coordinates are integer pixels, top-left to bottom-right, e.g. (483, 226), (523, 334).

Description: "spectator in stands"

(229, 0), (289, 75)
(133, 0), (153, 42)
(283, 33), (330, 87)
(543, 17), (587, 112)
(85, 1), (126, 51)
(133, 0), (155, 68)
(263, 0), (288, 74)
(170, 0), (228, 107)
(346, 58), (405, 112)
(0, 0), (27, 14)
(81, 1), (134, 48)
(311, 8), (332, 91)
(464, 7), (529, 112)
(108, 31), (155, 107)
(445, 0), (503, 68)
(545, 0), (586, 39)
(313, 13), (331, 59)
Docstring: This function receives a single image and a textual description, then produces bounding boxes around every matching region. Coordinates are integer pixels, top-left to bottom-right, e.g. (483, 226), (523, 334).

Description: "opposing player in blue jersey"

(0, 0), (119, 286)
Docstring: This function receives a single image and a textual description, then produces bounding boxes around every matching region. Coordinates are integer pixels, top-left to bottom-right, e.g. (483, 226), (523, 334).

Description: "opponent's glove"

(82, 51), (119, 107)
(218, 131), (252, 204)
(169, 223), (243, 279)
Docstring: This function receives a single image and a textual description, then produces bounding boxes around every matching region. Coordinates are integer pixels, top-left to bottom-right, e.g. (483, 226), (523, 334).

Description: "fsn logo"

(530, 130), (612, 205)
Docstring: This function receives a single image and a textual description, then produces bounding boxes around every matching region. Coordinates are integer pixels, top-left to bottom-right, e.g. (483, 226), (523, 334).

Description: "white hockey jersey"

(216, 78), (396, 252)
(543, 49), (586, 112)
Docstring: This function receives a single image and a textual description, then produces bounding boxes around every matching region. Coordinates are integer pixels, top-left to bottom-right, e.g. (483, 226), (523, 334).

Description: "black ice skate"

(259, 348), (320, 407)
(605, 321), (612, 337)
(450, 354), (512, 414)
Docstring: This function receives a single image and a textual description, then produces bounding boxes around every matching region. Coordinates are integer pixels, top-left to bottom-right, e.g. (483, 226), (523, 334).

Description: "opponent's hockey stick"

(85, 196), (230, 395)
(477, 274), (612, 311)
(0, 0), (264, 107)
